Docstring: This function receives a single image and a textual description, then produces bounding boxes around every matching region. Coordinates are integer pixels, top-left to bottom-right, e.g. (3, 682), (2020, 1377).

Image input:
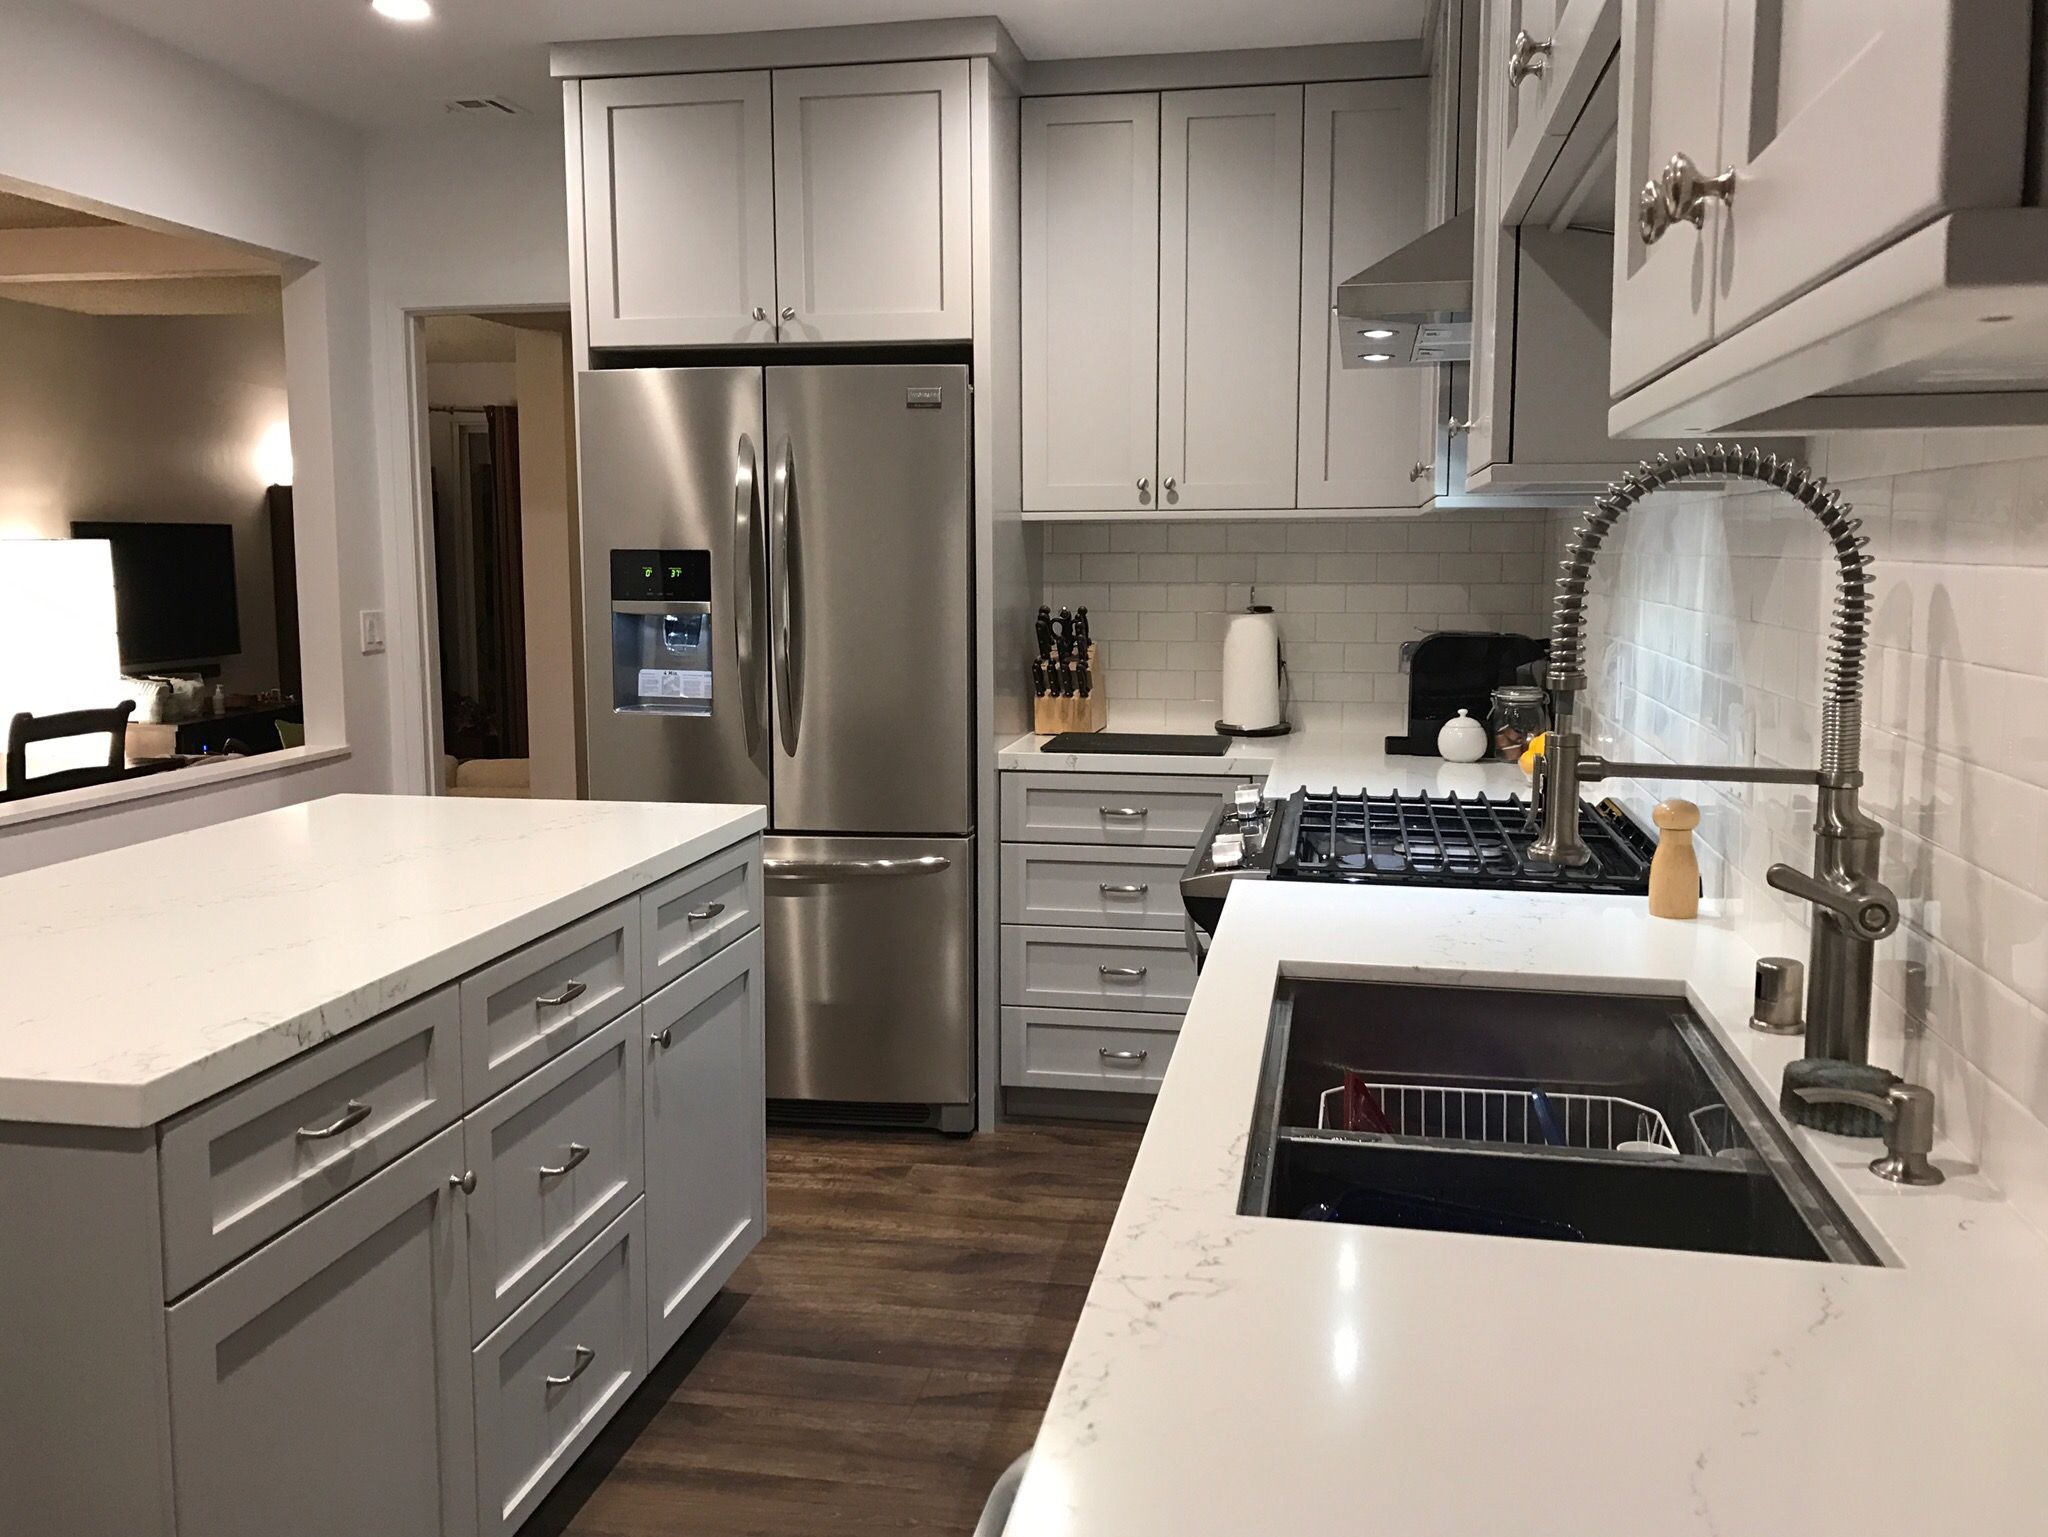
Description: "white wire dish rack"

(1318, 1077), (1680, 1154)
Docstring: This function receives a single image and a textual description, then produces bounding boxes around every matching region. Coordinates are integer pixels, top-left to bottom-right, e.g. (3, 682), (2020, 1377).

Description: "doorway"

(414, 311), (581, 799)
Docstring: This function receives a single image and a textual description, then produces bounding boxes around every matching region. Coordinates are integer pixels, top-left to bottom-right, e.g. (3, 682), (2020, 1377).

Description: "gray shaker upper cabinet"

(1297, 78), (1432, 511)
(1609, 0), (2048, 435)
(1159, 86), (1305, 512)
(770, 61), (973, 343)
(1021, 93), (1161, 513)
(581, 72), (779, 349)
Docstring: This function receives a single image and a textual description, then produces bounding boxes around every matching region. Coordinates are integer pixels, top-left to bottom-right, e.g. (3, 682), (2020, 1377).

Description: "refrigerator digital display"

(610, 548), (711, 602)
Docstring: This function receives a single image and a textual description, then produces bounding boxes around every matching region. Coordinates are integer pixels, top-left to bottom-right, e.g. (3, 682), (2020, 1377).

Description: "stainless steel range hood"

(1334, 209), (1473, 367)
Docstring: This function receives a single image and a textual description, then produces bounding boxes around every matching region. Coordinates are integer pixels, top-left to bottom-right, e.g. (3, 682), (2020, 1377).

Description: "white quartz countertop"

(1000, 711), (1531, 799)
(1011, 883), (2048, 1535)
(0, 794), (764, 1127)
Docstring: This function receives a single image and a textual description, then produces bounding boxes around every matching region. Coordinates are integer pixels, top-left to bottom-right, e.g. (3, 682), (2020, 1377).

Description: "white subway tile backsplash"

(1561, 426), (2048, 1235)
(1042, 511), (1554, 729)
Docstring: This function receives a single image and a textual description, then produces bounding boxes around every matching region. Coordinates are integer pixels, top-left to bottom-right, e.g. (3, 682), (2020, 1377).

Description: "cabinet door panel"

(1298, 79), (1431, 510)
(1609, 0), (1728, 393)
(1159, 86), (1305, 511)
(1714, 0), (2030, 339)
(581, 72), (778, 348)
(166, 1125), (475, 1537)
(1464, 0), (1519, 476)
(1022, 93), (1160, 512)
(643, 930), (765, 1361)
(772, 61), (972, 342)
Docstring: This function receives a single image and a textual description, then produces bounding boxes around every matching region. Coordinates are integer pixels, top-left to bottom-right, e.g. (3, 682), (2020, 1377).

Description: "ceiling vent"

(443, 96), (522, 117)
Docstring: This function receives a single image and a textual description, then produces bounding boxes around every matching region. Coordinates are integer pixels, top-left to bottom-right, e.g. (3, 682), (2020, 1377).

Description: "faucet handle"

(1766, 862), (1900, 940)
(1792, 1082), (1944, 1185)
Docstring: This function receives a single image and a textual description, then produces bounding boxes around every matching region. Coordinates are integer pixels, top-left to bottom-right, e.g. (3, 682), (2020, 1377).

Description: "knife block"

(1034, 645), (1107, 735)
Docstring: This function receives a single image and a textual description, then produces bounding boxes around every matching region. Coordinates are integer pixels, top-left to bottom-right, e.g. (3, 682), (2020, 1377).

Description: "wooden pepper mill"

(1648, 798), (1701, 920)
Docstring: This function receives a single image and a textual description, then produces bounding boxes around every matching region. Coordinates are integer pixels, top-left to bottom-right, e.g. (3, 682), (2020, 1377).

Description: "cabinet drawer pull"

(538, 1142), (590, 1180)
(1098, 965), (1148, 980)
(1097, 806), (1147, 819)
(545, 1344), (596, 1390)
(296, 1100), (372, 1141)
(650, 1025), (673, 1049)
(686, 901), (726, 923)
(535, 979), (589, 1009)
(1099, 1048), (1149, 1064)
(1098, 882), (1149, 896)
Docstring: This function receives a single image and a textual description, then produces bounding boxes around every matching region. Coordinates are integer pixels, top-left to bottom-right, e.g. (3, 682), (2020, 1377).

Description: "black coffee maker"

(1384, 630), (1548, 757)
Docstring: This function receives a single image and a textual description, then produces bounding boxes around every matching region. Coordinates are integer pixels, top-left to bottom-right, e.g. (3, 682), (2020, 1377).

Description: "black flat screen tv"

(70, 520), (241, 668)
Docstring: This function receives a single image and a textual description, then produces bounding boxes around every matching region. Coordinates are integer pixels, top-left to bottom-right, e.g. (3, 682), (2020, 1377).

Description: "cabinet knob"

(1409, 461), (1432, 483)
(779, 305), (797, 322)
(1162, 476), (1177, 494)
(650, 1024), (673, 1049)
(449, 1169), (476, 1195)
(1506, 29), (1553, 87)
(1446, 416), (1470, 438)
(751, 305), (768, 322)
(1136, 476), (1151, 495)
(1641, 152), (1735, 245)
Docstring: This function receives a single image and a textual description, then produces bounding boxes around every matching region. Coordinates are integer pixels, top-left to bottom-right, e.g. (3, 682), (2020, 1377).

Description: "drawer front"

(1002, 1006), (1179, 1093)
(1002, 842), (1191, 930)
(641, 839), (762, 994)
(1001, 772), (1246, 847)
(473, 1200), (647, 1537)
(463, 1012), (644, 1340)
(1002, 924), (1198, 1014)
(461, 897), (641, 1107)
(159, 986), (461, 1298)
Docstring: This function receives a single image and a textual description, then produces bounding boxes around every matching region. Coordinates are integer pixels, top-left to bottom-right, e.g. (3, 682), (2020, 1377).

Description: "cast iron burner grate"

(1271, 788), (1655, 894)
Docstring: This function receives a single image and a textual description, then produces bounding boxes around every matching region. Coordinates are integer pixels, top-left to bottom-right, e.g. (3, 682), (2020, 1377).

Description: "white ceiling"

(65, 0), (1428, 132)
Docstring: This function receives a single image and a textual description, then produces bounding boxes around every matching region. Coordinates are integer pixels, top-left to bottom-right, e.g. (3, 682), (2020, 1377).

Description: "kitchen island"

(1009, 880), (2048, 1535)
(0, 793), (767, 1537)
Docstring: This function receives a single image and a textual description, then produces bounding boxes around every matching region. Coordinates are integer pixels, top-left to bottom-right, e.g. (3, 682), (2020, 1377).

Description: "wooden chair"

(3, 701), (136, 801)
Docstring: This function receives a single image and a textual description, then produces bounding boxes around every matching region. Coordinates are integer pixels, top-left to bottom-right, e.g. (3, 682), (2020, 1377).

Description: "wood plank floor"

(526, 1122), (1143, 1537)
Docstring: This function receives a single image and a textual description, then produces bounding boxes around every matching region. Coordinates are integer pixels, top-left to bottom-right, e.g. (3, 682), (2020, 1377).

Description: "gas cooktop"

(1181, 787), (1658, 944)
(1275, 788), (1655, 892)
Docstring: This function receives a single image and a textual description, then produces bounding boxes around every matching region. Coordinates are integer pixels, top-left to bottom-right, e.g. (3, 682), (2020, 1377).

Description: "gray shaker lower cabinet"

(165, 1122), (478, 1537)
(644, 929), (768, 1361)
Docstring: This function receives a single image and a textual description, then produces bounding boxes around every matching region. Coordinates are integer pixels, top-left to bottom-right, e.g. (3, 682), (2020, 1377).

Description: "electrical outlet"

(359, 609), (386, 655)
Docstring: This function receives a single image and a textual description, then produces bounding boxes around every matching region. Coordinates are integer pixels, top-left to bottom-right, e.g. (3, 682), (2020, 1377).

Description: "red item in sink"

(1343, 1070), (1393, 1134)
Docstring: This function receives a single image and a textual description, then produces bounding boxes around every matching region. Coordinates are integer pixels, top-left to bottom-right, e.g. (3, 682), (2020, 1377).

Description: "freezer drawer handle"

(1099, 1048), (1149, 1065)
(764, 855), (953, 883)
(686, 901), (726, 923)
(1098, 965), (1149, 980)
(1098, 882), (1149, 896)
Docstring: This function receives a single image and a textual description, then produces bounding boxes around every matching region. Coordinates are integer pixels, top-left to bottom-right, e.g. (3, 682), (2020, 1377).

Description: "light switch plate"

(359, 609), (386, 655)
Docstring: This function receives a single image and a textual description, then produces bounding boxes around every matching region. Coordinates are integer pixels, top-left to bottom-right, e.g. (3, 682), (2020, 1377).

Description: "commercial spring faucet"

(1528, 444), (1899, 1070)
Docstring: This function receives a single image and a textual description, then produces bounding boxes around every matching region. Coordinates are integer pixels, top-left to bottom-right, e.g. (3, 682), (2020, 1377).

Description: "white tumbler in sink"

(1218, 591), (1288, 736)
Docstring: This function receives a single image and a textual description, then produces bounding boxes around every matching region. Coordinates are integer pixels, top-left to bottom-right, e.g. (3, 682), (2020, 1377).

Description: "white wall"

(0, 0), (383, 871)
(365, 115), (574, 792)
(0, 298), (290, 695)
(514, 327), (582, 799)
(1041, 510), (1553, 728)
(1564, 428), (2048, 1240)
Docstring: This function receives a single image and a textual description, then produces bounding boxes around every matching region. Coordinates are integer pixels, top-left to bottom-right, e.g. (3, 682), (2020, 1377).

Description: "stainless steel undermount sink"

(1239, 980), (1879, 1266)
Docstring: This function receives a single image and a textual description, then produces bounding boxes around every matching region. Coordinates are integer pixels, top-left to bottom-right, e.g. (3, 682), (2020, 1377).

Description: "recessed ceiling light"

(1359, 328), (1395, 340)
(1361, 352), (1394, 363)
(372, 0), (432, 20)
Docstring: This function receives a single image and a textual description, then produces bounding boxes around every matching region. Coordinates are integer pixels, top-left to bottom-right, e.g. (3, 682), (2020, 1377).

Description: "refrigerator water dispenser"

(609, 548), (713, 716)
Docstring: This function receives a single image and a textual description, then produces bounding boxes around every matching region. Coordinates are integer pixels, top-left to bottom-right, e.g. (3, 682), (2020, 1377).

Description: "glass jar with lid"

(1488, 685), (1551, 763)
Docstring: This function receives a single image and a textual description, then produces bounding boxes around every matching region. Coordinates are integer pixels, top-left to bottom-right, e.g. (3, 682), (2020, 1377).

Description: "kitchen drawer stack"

(34, 834), (767, 1537)
(1000, 772), (1249, 1101)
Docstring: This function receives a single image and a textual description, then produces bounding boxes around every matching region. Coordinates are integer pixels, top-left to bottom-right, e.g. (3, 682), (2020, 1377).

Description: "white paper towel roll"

(1220, 604), (1284, 732)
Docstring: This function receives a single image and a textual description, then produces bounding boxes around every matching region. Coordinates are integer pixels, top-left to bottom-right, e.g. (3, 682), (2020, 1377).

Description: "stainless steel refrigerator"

(579, 364), (974, 1131)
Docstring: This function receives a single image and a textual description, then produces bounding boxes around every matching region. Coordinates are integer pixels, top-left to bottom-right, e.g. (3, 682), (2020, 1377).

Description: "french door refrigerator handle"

(733, 432), (764, 750)
(769, 434), (800, 752)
